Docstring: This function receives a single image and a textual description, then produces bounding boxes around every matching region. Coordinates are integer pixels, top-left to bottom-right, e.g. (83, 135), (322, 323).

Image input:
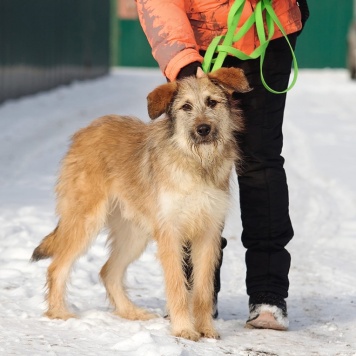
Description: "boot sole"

(245, 311), (288, 331)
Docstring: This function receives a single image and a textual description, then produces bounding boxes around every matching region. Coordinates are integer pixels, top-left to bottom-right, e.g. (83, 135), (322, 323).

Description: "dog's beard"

(188, 131), (228, 167)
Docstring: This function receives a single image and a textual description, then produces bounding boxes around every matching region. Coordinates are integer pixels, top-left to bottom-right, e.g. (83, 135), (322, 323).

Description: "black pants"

(210, 33), (297, 299)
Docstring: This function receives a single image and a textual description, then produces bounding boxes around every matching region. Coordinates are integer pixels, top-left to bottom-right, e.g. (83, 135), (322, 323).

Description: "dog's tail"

(31, 225), (59, 262)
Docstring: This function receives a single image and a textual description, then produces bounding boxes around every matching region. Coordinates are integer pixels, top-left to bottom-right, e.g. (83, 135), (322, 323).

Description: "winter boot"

(245, 292), (289, 330)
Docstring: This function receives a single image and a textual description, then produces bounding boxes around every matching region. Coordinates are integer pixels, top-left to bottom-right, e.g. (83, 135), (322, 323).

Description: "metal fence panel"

(290, 0), (352, 69)
(0, 0), (110, 103)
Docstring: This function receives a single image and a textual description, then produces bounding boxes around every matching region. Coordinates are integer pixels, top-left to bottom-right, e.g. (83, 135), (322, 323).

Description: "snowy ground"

(0, 69), (355, 356)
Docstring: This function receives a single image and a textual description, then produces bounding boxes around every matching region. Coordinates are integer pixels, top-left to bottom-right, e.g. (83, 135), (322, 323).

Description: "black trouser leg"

(226, 34), (297, 299)
(183, 237), (227, 318)
(183, 237), (227, 292)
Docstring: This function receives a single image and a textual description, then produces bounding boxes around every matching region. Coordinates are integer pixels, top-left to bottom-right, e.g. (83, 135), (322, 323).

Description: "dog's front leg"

(155, 228), (200, 341)
(190, 231), (221, 339)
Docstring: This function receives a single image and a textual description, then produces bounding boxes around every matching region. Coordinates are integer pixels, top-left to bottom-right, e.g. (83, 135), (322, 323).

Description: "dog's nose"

(196, 124), (211, 137)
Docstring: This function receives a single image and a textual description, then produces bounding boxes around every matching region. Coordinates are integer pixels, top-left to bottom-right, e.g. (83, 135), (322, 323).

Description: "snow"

(1, 68), (356, 355)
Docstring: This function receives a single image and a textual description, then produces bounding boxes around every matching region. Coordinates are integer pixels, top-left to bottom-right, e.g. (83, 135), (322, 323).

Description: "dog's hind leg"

(155, 227), (200, 341)
(45, 202), (107, 320)
(190, 230), (221, 339)
(100, 213), (156, 321)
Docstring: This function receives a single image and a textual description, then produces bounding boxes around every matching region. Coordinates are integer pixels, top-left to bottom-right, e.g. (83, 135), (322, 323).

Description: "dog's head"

(147, 67), (251, 159)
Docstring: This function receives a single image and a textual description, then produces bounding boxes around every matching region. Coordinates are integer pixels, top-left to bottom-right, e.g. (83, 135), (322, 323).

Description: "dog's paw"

(173, 329), (201, 341)
(116, 308), (158, 321)
(199, 327), (220, 339)
(136, 310), (158, 321)
(45, 310), (77, 320)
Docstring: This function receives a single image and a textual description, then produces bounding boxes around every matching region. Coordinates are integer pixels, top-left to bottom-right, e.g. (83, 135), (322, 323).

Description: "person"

(136, 0), (309, 330)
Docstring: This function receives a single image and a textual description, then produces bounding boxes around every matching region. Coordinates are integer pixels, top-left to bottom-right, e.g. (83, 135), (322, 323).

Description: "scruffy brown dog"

(31, 67), (250, 341)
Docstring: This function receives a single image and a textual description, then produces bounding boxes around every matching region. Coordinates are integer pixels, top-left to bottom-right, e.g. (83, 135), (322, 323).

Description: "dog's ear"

(147, 82), (178, 120)
(208, 67), (252, 94)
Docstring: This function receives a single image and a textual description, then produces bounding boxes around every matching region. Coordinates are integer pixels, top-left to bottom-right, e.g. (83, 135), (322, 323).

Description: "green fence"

(118, 19), (157, 68)
(296, 1), (354, 68)
(0, 0), (111, 103)
(117, 0), (354, 69)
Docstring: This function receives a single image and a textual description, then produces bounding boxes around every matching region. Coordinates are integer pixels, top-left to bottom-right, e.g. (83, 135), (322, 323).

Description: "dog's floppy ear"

(208, 67), (252, 93)
(147, 82), (178, 120)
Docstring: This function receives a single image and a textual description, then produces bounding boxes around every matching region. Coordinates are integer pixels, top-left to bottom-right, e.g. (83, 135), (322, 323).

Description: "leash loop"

(202, 0), (298, 94)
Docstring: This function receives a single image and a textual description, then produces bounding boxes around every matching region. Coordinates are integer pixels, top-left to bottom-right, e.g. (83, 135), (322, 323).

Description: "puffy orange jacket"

(136, 0), (302, 82)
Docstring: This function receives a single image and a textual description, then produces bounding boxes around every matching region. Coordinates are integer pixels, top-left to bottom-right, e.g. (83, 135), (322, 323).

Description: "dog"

(31, 67), (250, 341)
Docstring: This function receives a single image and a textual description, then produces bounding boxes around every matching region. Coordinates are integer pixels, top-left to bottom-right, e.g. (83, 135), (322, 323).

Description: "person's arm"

(136, 0), (203, 81)
(297, 0), (310, 30)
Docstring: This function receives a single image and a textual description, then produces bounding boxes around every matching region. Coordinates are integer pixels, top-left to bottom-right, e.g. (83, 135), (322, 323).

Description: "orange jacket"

(136, 0), (302, 81)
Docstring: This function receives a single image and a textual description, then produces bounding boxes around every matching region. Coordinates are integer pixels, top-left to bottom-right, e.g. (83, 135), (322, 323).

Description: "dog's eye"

(206, 97), (218, 108)
(181, 103), (192, 111)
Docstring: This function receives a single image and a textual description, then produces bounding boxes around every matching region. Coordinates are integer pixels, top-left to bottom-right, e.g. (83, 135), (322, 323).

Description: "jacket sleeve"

(136, 0), (204, 81)
(297, 0), (310, 28)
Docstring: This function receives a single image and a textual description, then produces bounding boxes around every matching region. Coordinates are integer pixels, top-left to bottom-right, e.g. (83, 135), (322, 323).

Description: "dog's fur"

(31, 67), (250, 341)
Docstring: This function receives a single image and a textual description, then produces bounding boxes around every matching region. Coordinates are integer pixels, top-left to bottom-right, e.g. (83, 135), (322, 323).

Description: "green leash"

(202, 0), (298, 94)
